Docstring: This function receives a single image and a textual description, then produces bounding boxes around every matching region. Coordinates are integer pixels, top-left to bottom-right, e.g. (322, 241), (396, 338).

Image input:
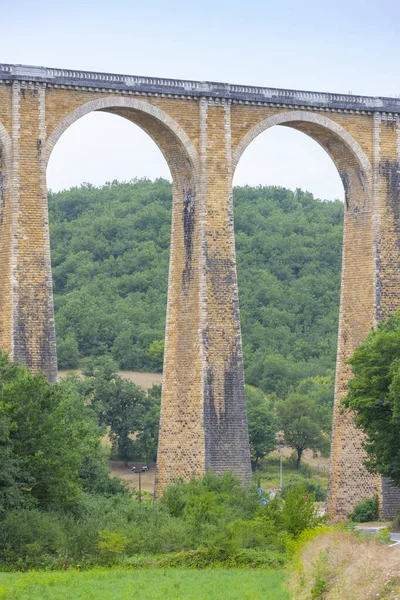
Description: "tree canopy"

(276, 379), (332, 469)
(245, 385), (279, 467)
(0, 352), (116, 511)
(344, 312), (400, 486)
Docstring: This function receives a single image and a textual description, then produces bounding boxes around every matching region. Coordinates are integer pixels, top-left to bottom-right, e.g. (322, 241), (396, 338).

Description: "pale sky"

(2, 0), (399, 200)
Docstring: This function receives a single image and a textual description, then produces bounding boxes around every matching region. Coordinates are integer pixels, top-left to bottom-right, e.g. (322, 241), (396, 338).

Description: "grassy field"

(0, 569), (289, 600)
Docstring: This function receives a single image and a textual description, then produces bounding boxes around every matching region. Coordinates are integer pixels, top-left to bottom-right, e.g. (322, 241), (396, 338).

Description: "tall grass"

(290, 529), (400, 599)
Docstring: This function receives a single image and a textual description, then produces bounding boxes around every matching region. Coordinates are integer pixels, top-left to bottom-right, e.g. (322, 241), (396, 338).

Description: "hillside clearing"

(58, 370), (163, 389)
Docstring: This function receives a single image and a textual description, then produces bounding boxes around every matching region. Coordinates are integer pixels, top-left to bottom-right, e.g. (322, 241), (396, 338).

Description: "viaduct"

(1, 63), (400, 518)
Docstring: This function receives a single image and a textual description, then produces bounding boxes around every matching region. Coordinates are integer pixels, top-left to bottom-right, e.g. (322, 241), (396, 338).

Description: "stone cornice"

(1, 63), (400, 113)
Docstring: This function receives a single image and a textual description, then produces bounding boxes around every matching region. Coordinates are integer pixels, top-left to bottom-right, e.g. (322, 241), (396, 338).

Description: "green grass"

(0, 568), (289, 600)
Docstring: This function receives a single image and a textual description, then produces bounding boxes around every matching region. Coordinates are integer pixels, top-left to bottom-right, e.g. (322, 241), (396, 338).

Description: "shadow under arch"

(232, 110), (373, 213)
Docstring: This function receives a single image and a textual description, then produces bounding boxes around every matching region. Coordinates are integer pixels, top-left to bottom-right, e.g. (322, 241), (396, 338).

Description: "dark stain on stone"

(356, 170), (365, 193)
(14, 257), (58, 382)
(376, 159), (400, 320)
(384, 120), (397, 130)
(203, 346), (251, 481)
(380, 159), (400, 231)
(340, 171), (350, 211)
(182, 188), (195, 292)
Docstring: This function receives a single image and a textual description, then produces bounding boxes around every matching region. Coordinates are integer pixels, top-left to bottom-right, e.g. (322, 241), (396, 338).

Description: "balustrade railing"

(0, 63), (398, 112)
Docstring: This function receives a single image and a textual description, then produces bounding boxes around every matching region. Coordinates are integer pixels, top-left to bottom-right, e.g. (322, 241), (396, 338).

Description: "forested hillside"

(49, 179), (343, 395)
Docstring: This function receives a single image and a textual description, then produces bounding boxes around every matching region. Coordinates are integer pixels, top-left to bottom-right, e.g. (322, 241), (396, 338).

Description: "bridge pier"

(3, 81), (57, 382)
(156, 98), (252, 493)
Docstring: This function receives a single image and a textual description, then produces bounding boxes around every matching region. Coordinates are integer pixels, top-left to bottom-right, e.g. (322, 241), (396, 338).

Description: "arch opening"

(47, 111), (171, 191)
(45, 98), (198, 379)
(231, 111), (372, 476)
(233, 111), (372, 213)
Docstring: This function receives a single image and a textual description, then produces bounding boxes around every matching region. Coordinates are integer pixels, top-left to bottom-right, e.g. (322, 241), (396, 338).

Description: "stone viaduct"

(0, 63), (400, 518)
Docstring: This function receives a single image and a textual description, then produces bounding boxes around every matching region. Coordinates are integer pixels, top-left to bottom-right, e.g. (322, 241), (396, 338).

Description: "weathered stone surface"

(1, 64), (400, 515)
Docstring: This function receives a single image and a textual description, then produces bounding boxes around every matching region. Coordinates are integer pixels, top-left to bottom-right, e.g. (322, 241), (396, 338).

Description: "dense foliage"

(0, 353), (126, 513)
(348, 496), (379, 523)
(246, 386), (279, 467)
(49, 179), (343, 395)
(344, 311), (400, 486)
(0, 471), (323, 571)
(0, 353), (327, 571)
(68, 355), (161, 465)
(276, 377), (332, 469)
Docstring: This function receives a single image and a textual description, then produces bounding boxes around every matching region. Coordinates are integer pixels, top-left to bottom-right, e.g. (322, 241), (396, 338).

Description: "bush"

(264, 485), (326, 539)
(160, 471), (259, 523)
(156, 547), (287, 569)
(348, 496), (379, 523)
(281, 477), (327, 502)
(0, 474), (328, 571)
(97, 530), (129, 564)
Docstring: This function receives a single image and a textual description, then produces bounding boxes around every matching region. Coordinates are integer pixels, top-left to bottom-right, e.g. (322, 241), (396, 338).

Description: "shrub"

(155, 547), (287, 569)
(348, 496), (379, 523)
(0, 474), (328, 571)
(97, 530), (129, 564)
(278, 485), (325, 538)
(281, 477), (327, 502)
(160, 471), (259, 523)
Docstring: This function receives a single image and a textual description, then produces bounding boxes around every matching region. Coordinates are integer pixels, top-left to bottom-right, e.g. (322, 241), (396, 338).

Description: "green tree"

(83, 360), (148, 464)
(0, 415), (32, 512)
(147, 340), (164, 371)
(0, 353), (105, 509)
(245, 386), (279, 468)
(133, 384), (161, 463)
(343, 312), (400, 486)
(276, 393), (330, 469)
(57, 333), (80, 369)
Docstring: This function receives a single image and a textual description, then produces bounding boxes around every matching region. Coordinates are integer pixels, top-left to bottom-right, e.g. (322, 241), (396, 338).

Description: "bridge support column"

(199, 99), (251, 482)
(156, 98), (251, 493)
(6, 81), (57, 381)
(328, 113), (400, 519)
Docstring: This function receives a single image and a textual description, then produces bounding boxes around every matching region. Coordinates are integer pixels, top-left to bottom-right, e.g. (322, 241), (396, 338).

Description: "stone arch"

(233, 110), (373, 212)
(43, 96), (199, 178)
(43, 95), (202, 400)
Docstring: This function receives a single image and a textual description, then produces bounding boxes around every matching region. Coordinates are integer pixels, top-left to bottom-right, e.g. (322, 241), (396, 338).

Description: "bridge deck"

(1, 63), (399, 113)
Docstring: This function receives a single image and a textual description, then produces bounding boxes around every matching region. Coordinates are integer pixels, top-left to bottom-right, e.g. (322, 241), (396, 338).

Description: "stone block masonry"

(1, 64), (400, 516)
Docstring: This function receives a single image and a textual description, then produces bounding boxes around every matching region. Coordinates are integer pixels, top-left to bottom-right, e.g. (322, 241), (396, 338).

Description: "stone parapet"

(1, 63), (400, 113)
